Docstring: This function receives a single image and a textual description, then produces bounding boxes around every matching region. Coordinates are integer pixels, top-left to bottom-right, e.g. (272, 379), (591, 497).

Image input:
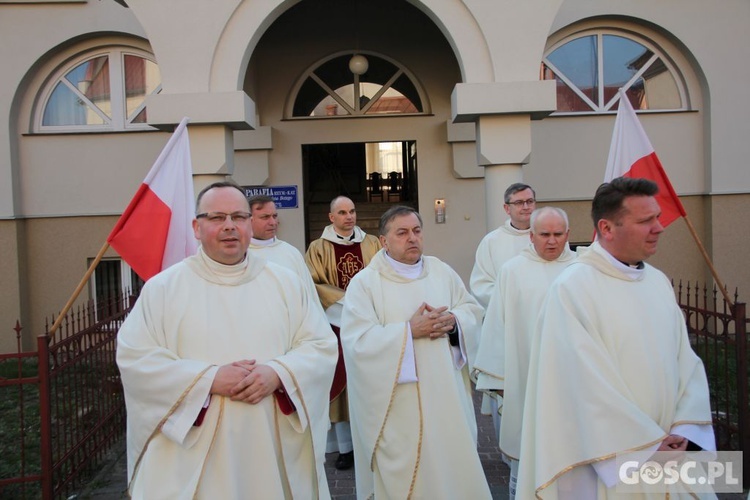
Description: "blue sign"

(243, 185), (298, 209)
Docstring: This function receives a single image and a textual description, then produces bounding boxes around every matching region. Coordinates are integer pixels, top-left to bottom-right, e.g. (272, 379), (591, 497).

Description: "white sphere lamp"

(349, 54), (369, 75)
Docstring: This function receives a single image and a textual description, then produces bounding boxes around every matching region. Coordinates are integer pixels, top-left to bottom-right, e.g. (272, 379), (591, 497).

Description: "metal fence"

(676, 281), (749, 484)
(0, 292), (135, 499)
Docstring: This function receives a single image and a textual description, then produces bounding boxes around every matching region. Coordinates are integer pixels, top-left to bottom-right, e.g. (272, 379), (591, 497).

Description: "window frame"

(543, 28), (689, 115)
(286, 50), (430, 119)
(35, 46), (161, 133)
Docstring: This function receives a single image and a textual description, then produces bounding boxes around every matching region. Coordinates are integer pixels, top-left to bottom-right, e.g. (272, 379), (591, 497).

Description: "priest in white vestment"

(341, 205), (491, 500)
(470, 182), (536, 444)
(117, 182), (337, 499)
(247, 194), (319, 299)
(470, 183), (536, 310)
(474, 206), (576, 499)
(516, 178), (716, 499)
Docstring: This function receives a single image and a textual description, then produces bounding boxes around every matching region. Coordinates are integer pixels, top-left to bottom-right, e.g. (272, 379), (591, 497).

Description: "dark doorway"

(302, 141), (418, 245)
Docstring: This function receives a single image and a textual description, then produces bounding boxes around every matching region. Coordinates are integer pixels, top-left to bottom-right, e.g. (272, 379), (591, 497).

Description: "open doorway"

(302, 140), (418, 245)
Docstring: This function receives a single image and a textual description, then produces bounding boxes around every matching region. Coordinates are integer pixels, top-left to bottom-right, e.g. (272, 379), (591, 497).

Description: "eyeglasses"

(196, 212), (251, 224)
(506, 198), (536, 207)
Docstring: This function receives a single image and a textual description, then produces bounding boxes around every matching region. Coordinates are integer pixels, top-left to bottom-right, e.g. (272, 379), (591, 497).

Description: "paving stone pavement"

(76, 390), (509, 499)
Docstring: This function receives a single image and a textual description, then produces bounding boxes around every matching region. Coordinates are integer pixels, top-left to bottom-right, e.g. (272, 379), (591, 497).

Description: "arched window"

(542, 30), (687, 113)
(36, 46), (161, 132)
(289, 51), (428, 118)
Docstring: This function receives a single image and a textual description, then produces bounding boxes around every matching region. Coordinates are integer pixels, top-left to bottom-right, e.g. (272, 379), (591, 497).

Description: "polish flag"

(107, 117), (198, 281)
(604, 89), (687, 228)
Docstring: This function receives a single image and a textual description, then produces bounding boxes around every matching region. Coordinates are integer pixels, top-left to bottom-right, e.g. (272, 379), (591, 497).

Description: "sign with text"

(243, 185), (298, 209)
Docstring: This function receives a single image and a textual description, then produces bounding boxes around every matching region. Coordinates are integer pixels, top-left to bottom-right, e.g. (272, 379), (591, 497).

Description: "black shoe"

(335, 451), (354, 470)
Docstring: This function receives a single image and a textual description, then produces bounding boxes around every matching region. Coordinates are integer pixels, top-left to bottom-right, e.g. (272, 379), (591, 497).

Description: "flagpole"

(48, 241), (110, 337)
(680, 215), (734, 309)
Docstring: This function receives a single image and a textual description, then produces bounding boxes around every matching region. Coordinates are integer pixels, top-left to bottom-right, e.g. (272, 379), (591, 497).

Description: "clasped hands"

(409, 302), (456, 340)
(210, 359), (281, 405)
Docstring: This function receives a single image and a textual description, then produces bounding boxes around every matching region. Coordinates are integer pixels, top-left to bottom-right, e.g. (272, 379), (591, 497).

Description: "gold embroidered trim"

(128, 365), (215, 495)
(272, 358), (319, 496)
(473, 366), (505, 381)
(535, 435), (667, 499)
(499, 444), (519, 462)
(370, 323), (409, 472)
(671, 420), (713, 426)
(406, 354), (424, 499)
(193, 397), (225, 498)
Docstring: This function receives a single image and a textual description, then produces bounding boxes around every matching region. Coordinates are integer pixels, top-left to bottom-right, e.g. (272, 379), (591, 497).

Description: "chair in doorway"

(387, 171), (403, 201)
(368, 172), (384, 202)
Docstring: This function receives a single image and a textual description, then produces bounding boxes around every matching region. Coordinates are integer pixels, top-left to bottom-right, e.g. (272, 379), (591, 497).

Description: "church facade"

(1, 0), (747, 349)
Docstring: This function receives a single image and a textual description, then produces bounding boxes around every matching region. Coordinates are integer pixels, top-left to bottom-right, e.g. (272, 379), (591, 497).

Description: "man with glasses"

(117, 181), (337, 498)
(470, 183), (537, 310)
(247, 194), (318, 299)
(470, 182), (536, 443)
(305, 195), (381, 471)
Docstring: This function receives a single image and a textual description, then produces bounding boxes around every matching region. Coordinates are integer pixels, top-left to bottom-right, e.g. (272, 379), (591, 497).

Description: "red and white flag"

(107, 117), (198, 281)
(604, 89), (687, 228)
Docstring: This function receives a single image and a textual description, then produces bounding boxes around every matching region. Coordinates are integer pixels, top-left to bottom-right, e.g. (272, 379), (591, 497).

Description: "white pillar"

(476, 115), (531, 231)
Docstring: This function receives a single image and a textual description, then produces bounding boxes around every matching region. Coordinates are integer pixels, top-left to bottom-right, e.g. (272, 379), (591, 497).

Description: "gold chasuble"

(305, 225), (381, 421)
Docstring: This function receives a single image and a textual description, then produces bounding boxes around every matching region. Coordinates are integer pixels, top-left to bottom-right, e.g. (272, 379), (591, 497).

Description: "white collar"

(384, 252), (423, 279)
(250, 237), (276, 247)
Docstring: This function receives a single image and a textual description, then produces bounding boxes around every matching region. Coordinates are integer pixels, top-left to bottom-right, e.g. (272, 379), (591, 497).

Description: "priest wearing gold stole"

(117, 182), (337, 499)
(341, 205), (491, 499)
(305, 196), (381, 470)
(517, 178), (716, 499)
(474, 206), (576, 499)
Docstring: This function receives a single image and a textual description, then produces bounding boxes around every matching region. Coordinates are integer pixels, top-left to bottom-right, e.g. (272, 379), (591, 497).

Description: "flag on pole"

(107, 117), (198, 281)
(604, 89), (687, 228)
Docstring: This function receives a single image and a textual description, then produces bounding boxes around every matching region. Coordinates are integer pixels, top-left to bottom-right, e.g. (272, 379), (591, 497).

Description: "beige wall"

(0, 220), (27, 352)
(17, 132), (175, 217)
(706, 194), (750, 301)
(22, 216), (121, 343)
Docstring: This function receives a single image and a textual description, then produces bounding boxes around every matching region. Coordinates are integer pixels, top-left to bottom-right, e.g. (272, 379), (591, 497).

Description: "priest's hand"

(409, 303), (455, 339)
(211, 360), (255, 397)
(657, 434), (688, 452)
(230, 364), (282, 405)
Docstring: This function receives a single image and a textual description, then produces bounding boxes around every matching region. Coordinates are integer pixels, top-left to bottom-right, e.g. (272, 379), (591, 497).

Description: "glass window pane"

(131, 107), (148, 123)
(314, 56), (354, 93)
(311, 94), (351, 116)
(547, 35), (598, 103)
(640, 59), (681, 109)
(124, 55), (160, 120)
(602, 35), (653, 103)
(391, 73), (422, 112)
(294, 77), (331, 116)
(333, 83), (355, 110)
(542, 64), (593, 112)
(42, 81), (105, 126)
(365, 86), (418, 115)
(67, 56), (111, 118)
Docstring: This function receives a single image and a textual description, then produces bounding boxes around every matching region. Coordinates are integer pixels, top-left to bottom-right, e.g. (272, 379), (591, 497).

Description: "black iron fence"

(676, 281), (749, 484)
